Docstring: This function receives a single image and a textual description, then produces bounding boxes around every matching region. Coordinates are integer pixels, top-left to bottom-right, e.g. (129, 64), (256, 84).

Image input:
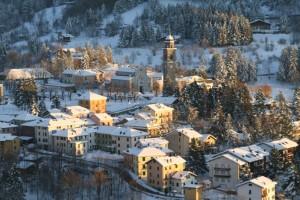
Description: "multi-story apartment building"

(208, 153), (251, 190)
(140, 103), (174, 135)
(123, 146), (166, 179)
(79, 91), (107, 113)
(237, 176), (276, 200)
(90, 113), (113, 126)
(50, 128), (93, 156)
(147, 156), (186, 192)
(62, 69), (103, 89)
(0, 122), (18, 135)
(24, 118), (91, 150)
(166, 128), (216, 157)
(258, 138), (298, 163)
(0, 134), (20, 159)
(94, 126), (148, 154)
(170, 171), (198, 194)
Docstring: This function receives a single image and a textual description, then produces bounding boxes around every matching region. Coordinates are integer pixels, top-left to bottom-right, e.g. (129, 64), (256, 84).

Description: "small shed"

(250, 19), (271, 31)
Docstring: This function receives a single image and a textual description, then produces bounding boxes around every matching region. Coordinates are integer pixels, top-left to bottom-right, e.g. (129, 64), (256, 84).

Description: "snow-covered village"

(0, 0), (300, 200)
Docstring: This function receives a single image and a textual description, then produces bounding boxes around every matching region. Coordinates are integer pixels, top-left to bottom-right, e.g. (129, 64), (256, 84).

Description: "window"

(142, 157), (145, 161)
(249, 190), (251, 194)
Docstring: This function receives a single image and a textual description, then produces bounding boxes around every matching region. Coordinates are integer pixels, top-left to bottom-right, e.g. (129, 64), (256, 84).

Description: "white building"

(237, 176), (276, 200)
(208, 153), (250, 190)
(171, 171), (198, 194)
(66, 105), (91, 118)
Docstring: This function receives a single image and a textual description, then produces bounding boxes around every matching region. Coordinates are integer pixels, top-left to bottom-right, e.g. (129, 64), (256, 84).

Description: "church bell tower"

(162, 34), (177, 95)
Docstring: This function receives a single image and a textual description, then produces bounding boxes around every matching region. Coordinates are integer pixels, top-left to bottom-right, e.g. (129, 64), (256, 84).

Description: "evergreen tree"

(52, 95), (61, 109)
(30, 99), (40, 116)
(0, 165), (25, 200)
(274, 92), (293, 139)
(98, 47), (108, 66)
(293, 88), (300, 120)
(186, 138), (207, 174)
(269, 148), (284, 174)
(210, 53), (227, 81)
(81, 50), (90, 69)
(278, 47), (299, 82)
(253, 89), (266, 115)
(106, 47), (113, 63)
(38, 100), (49, 118)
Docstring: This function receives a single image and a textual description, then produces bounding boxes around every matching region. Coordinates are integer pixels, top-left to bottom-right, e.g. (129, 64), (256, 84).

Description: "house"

(62, 69), (103, 89)
(94, 126), (148, 154)
(184, 184), (203, 200)
(111, 66), (137, 93)
(208, 153), (251, 190)
(58, 32), (74, 43)
(90, 113), (113, 126)
(23, 118), (91, 150)
(136, 67), (164, 94)
(170, 171), (198, 194)
(137, 137), (169, 149)
(147, 156), (186, 192)
(165, 128), (216, 157)
(237, 176), (276, 200)
(66, 105), (91, 118)
(123, 146), (166, 179)
(257, 138), (298, 162)
(0, 122), (18, 135)
(79, 91), (107, 113)
(124, 119), (161, 137)
(141, 103), (174, 134)
(176, 75), (214, 92)
(50, 128), (93, 156)
(0, 134), (20, 158)
(292, 121), (300, 140)
(250, 19), (271, 32)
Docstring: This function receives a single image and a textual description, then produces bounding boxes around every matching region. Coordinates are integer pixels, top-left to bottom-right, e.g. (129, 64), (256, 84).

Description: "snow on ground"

(84, 150), (123, 161)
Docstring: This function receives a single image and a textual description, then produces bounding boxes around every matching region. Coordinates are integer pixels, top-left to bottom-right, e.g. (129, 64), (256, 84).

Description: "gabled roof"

(259, 138), (298, 150)
(138, 137), (169, 147)
(0, 122), (18, 129)
(146, 103), (173, 112)
(79, 91), (107, 101)
(0, 133), (18, 141)
(208, 153), (246, 166)
(94, 126), (148, 137)
(172, 171), (197, 180)
(176, 128), (201, 139)
(152, 156), (186, 167)
(237, 176), (276, 189)
(14, 113), (41, 122)
(124, 147), (166, 157)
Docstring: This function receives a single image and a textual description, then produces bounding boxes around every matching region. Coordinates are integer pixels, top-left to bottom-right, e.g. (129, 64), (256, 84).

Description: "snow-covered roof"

(21, 117), (92, 128)
(146, 103), (174, 112)
(66, 105), (90, 115)
(149, 97), (177, 105)
(237, 176), (276, 189)
(92, 113), (113, 120)
(259, 138), (298, 150)
(227, 145), (268, 163)
(199, 134), (216, 142)
(79, 91), (107, 101)
(124, 147), (166, 157)
(176, 128), (201, 139)
(138, 137), (169, 147)
(208, 153), (246, 166)
(111, 75), (134, 81)
(94, 126), (148, 137)
(63, 69), (97, 76)
(166, 34), (174, 41)
(125, 119), (153, 128)
(6, 68), (53, 80)
(117, 66), (136, 73)
(16, 161), (35, 169)
(152, 156), (186, 167)
(51, 127), (93, 138)
(6, 69), (32, 80)
(172, 171), (197, 180)
(0, 122), (18, 129)
(0, 133), (18, 141)
(14, 113), (41, 122)
(0, 115), (15, 123)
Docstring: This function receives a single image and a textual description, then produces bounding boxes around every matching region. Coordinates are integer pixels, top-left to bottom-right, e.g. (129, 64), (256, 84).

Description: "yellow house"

(147, 156), (186, 192)
(79, 91), (107, 113)
(184, 184), (203, 200)
(123, 147), (166, 180)
(166, 128), (216, 157)
(140, 103), (174, 134)
(90, 113), (113, 126)
(0, 134), (20, 158)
